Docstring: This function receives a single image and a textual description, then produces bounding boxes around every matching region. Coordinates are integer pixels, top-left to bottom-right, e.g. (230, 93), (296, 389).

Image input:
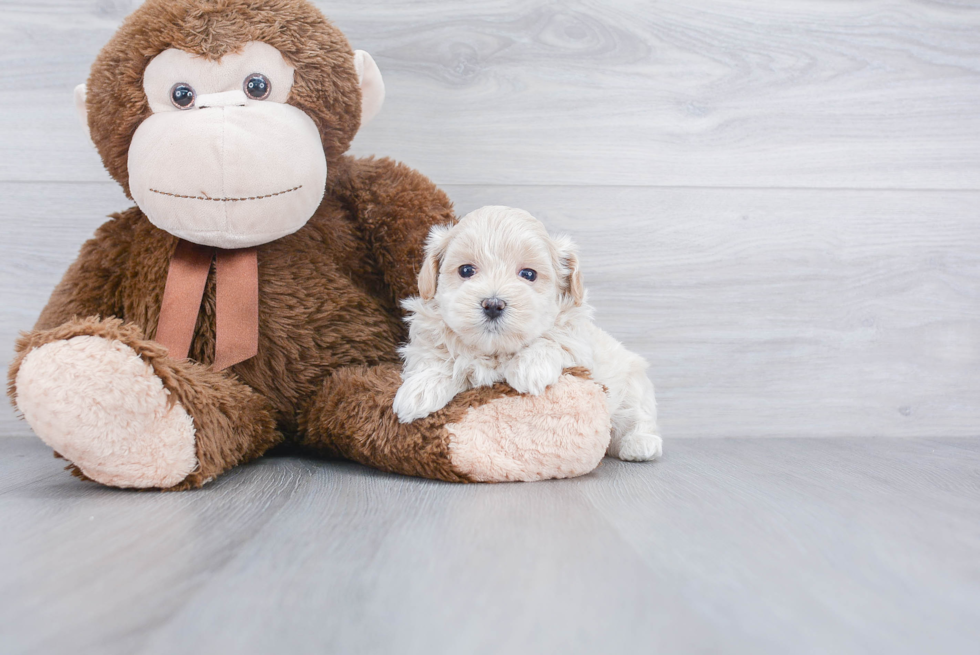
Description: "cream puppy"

(392, 206), (662, 461)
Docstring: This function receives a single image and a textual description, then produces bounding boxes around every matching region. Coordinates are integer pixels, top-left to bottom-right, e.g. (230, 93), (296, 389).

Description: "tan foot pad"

(446, 374), (612, 482)
(15, 336), (197, 488)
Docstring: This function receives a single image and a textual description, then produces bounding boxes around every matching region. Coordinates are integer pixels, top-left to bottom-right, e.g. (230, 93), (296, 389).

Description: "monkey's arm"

(299, 364), (611, 483)
(33, 215), (132, 331)
(338, 156), (456, 305)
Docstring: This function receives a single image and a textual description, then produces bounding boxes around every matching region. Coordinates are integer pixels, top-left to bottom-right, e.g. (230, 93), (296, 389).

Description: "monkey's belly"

(234, 273), (405, 427)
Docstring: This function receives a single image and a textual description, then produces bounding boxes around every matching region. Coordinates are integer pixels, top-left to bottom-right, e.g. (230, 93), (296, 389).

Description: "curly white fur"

(393, 205), (662, 461)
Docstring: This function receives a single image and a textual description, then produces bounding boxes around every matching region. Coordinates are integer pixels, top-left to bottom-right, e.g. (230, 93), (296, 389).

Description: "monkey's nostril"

(481, 297), (506, 320)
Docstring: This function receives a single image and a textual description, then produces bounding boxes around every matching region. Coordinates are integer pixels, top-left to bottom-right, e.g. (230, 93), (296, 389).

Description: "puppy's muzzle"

(481, 297), (507, 320)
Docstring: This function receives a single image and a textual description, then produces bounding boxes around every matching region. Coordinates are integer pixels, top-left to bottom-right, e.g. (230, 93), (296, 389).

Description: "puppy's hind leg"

(607, 359), (662, 462)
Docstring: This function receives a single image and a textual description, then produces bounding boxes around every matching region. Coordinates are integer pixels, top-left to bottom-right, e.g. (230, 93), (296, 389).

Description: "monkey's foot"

(14, 335), (197, 488)
(445, 372), (611, 482)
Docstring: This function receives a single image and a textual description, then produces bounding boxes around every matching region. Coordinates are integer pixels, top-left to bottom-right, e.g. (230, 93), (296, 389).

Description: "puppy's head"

(419, 206), (584, 355)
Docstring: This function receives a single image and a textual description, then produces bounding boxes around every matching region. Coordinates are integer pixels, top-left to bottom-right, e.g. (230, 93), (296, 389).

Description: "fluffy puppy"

(393, 206), (662, 461)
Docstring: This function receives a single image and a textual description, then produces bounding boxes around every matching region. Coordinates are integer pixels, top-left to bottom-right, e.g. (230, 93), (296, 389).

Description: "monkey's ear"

(552, 234), (585, 306)
(418, 224), (454, 301)
(74, 84), (92, 141)
(353, 50), (385, 128)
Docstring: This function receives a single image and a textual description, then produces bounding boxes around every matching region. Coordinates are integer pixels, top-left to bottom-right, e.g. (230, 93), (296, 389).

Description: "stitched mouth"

(149, 185), (303, 202)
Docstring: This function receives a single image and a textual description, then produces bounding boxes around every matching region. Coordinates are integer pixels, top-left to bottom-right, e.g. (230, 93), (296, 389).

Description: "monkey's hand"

(505, 339), (565, 396)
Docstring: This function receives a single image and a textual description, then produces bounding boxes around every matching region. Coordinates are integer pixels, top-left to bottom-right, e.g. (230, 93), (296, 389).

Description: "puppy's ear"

(418, 223), (454, 300)
(552, 234), (585, 306)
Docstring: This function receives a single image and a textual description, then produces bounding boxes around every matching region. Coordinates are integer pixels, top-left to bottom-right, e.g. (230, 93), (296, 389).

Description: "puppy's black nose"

(481, 297), (507, 320)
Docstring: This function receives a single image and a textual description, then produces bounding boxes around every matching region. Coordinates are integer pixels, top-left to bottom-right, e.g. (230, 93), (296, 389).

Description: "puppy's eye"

(170, 83), (196, 109)
(244, 73), (271, 100)
(518, 268), (537, 282)
(459, 265), (476, 279)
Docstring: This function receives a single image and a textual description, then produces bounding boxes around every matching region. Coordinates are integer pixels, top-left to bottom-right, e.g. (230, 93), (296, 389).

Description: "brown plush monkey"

(7, 0), (611, 489)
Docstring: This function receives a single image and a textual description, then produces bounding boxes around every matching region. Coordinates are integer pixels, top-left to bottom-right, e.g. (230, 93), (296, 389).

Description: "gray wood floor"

(2, 437), (978, 654)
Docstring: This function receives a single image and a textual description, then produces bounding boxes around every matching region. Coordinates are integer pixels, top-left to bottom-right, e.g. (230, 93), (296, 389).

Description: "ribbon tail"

(155, 240), (214, 360)
(213, 247), (259, 372)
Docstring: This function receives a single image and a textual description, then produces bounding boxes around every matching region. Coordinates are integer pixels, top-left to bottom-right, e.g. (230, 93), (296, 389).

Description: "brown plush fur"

(10, 152), (459, 487)
(23, 154), (453, 429)
(299, 364), (476, 483)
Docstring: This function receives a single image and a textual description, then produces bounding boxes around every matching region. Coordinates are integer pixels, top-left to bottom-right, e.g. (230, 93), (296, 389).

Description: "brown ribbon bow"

(155, 240), (259, 372)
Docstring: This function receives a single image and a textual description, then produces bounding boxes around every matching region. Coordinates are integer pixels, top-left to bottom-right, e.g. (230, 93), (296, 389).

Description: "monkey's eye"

(519, 268), (537, 282)
(170, 83), (196, 109)
(459, 265), (476, 279)
(244, 73), (271, 100)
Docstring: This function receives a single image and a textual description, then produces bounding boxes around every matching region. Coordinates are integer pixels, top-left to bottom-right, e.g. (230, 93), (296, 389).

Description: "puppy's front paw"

(505, 343), (564, 396)
(393, 372), (459, 423)
(506, 361), (562, 396)
(614, 432), (663, 462)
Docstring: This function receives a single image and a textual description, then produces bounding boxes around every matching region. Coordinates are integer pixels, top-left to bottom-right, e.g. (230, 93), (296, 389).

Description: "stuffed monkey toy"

(7, 0), (611, 489)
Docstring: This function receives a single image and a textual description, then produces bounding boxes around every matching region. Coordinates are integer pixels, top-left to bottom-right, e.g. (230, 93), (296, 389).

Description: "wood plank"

(0, 437), (977, 654)
(0, 182), (130, 438)
(0, 1), (978, 188)
(577, 437), (980, 655)
(443, 184), (980, 438)
(0, 436), (65, 494)
(0, 448), (323, 654)
(2, 182), (978, 439)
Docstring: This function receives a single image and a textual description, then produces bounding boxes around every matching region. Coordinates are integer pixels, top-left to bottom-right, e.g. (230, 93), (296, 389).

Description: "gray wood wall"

(1, 0), (978, 439)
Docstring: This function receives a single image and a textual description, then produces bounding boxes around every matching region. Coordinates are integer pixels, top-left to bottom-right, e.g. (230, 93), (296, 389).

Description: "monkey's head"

(76, 0), (385, 249)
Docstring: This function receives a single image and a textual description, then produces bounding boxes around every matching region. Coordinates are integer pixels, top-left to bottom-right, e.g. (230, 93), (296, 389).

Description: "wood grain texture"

(0, 0), (978, 187)
(3, 182), (977, 439)
(0, 437), (978, 654)
(0, 182), (131, 438)
(444, 184), (980, 439)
